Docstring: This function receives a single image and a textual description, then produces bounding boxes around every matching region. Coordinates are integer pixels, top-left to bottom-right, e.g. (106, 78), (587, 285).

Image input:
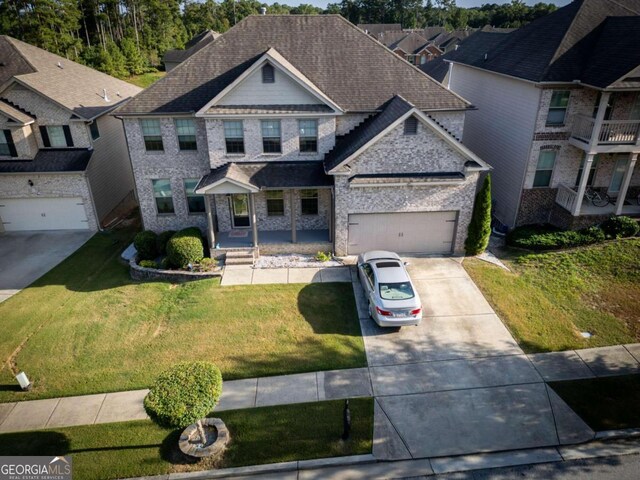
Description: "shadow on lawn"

(296, 282), (362, 337)
(0, 431), (70, 455)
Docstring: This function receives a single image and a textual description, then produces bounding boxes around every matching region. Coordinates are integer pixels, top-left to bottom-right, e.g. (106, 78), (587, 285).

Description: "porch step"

(224, 248), (257, 266)
(225, 256), (254, 266)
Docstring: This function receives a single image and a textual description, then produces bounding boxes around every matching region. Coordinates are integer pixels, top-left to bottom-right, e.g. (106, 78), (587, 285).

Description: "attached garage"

(347, 211), (458, 255)
(0, 197), (90, 231)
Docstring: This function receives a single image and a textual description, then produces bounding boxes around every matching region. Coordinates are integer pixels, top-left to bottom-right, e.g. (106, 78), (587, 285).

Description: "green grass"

(126, 71), (166, 88)
(0, 227), (365, 402)
(0, 399), (374, 480)
(549, 375), (640, 431)
(464, 239), (640, 353)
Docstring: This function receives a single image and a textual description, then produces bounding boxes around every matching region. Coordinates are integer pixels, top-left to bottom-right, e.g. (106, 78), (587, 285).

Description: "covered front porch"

(216, 229), (331, 249)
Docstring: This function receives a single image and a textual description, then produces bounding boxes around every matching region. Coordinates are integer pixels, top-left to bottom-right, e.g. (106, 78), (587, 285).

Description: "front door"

(231, 194), (250, 228)
(609, 155), (628, 194)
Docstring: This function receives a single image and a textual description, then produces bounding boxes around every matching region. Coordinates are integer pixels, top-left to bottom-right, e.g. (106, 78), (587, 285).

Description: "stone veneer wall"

(549, 204), (611, 230)
(0, 117), (37, 160)
(0, 173), (98, 230)
(429, 111), (465, 140)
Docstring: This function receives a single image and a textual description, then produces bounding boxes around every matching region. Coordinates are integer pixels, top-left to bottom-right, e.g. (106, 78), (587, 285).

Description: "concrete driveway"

(352, 257), (594, 460)
(0, 231), (94, 302)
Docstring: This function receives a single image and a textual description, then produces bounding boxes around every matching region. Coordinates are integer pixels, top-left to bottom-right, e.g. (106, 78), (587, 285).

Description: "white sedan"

(357, 251), (422, 327)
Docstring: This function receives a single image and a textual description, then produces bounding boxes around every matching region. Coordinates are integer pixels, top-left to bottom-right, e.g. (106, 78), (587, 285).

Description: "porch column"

(290, 189), (297, 243)
(615, 153), (638, 215)
(249, 193), (258, 247)
(590, 92), (610, 151)
(204, 195), (216, 250)
(573, 153), (595, 216)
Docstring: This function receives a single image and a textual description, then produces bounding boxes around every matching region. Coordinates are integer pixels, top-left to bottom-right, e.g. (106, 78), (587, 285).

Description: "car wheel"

(368, 302), (374, 319)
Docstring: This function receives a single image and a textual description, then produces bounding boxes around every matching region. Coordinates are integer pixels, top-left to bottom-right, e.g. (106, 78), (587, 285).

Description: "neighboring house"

(357, 23), (402, 36)
(376, 31), (442, 65)
(0, 36), (141, 232)
(115, 15), (490, 258)
(443, 0), (640, 229)
(163, 30), (220, 72)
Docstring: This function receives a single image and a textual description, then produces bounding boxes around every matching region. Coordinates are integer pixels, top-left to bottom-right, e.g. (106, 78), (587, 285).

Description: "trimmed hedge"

(138, 260), (158, 269)
(507, 224), (605, 251)
(134, 230), (158, 261)
(144, 362), (223, 429)
(601, 216), (639, 239)
(465, 174), (492, 255)
(166, 227), (204, 268)
(156, 230), (176, 255)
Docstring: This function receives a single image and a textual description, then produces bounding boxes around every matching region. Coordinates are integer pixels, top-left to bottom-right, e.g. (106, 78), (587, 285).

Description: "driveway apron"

(354, 257), (594, 460)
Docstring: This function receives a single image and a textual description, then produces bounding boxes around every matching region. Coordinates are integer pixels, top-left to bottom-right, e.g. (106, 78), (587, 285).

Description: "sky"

(284, 0), (572, 10)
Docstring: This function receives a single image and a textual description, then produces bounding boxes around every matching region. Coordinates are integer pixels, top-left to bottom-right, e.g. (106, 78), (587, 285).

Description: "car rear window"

(379, 282), (415, 300)
(375, 261), (401, 268)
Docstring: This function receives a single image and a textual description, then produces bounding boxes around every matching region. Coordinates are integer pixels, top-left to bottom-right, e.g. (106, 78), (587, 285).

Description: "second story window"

(40, 125), (73, 147)
(89, 121), (100, 141)
(223, 121), (245, 154)
(300, 189), (318, 215)
(404, 116), (418, 135)
(175, 119), (197, 151)
(298, 119), (318, 153)
(0, 130), (17, 157)
(266, 190), (285, 216)
(262, 64), (275, 83)
(152, 179), (174, 214)
(140, 119), (163, 151)
(533, 150), (557, 187)
(261, 120), (281, 154)
(546, 91), (570, 126)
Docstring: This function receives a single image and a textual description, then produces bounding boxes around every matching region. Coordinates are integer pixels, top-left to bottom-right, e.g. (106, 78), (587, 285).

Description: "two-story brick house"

(0, 36), (141, 232)
(440, 0), (640, 229)
(115, 15), (490, 258)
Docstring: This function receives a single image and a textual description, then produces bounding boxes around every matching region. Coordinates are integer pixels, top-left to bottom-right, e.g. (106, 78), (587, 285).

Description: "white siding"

(86, 114), (136, 222)
(449, 64), (540, 226)
(219, 66), (322, 106)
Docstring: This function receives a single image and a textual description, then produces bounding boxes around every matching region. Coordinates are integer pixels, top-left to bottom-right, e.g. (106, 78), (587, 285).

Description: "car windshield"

(379, 282), (415, 300)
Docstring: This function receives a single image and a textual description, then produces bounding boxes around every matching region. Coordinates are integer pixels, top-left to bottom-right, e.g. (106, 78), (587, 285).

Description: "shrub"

(198, 257), (216, 271)
(156, 230), (176, 255)
(315, 251), (332, 262)
(139, 260), (158, 269)
(465, 174), (492, 256)
(600, 216), (639, 239)
(144, 362), (222, 429)
(507, 224), (605, 251)
(160, 257), (170, 270)
(134, 230), (158, 260)
(166, 227), (204, 268)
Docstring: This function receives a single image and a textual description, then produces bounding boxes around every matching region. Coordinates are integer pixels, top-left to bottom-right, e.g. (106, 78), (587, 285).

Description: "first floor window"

(175, 119), (197, 150)
(266, 190), (284, 216)
(0, 130), (16, 156)
(533, 150), (557, 187)
(298, 119), (318, 152)
(261, 120), (281, 153)
(300, 189), (318, 215)
(141, 119), (164, 151)
(224, 120), (245, 154)
(575, 156), (599, 187)
(89, 121), (100, 141)
(184, 179), (205, 213)
(152, 179), (174, 214)
(546, 90), (570, 126)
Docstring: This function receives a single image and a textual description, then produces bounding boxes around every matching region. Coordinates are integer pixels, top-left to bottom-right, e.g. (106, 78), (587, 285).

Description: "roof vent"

(103, 89), (110, 102)
(260, 7), (266, 15)
(57, 61), (63, 69)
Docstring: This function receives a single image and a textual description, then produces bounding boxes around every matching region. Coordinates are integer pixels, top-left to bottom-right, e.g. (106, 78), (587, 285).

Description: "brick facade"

(515, 188), (557, 226)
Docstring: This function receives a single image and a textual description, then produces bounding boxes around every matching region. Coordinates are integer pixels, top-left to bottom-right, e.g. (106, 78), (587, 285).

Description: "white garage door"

(0, 197), (90, 231)
(348, 211), (457, 255)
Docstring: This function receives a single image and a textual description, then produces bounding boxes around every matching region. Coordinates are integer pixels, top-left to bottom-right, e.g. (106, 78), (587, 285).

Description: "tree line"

(0, 1), (557, 79)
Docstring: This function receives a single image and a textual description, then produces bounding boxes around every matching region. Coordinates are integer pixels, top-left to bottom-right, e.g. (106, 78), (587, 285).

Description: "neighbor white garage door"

(0, 197), (90, 231)
(348, 211), (457, 255)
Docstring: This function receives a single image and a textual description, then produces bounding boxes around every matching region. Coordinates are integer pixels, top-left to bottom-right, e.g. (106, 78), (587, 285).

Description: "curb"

(595, 428), (640, 440)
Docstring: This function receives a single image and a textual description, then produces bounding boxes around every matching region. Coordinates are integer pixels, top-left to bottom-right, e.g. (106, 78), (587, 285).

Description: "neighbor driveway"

(352, 257), (594, 460)
(0, 231), (94, 302)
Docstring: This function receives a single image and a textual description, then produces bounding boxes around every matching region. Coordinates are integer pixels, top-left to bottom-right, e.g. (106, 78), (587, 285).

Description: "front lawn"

(0, 228), (365, 402)
(464, 239), (640, 353)
(549, 375), (640, 431)
(0, 398), (374, 480)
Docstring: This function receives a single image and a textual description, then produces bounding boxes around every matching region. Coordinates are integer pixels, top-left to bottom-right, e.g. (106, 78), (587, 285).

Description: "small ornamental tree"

(144, 362), (223, 446)
(465, 174), (492, 256)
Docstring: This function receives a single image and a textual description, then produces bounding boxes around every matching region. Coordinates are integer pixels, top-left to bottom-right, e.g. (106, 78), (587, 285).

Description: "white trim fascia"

(1, 117), (34, 127)
(327, 107), (491, 174)
(350, 180), (465, 188)
(195, 177), (259, 194)
(195, 48), (344, 116)
(201, 112), (338, 119)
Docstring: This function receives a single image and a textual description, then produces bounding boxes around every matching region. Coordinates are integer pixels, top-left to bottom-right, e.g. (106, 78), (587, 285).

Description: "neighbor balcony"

(570, 114), (640, 153)
(555, 183), (640, 217)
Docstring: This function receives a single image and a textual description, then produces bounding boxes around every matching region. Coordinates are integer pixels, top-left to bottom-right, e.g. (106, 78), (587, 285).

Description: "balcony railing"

(571, 114), (640, 146)
(555, 184), (579, 213)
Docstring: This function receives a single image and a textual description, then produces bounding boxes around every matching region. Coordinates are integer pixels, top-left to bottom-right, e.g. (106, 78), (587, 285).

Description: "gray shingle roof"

(0, 99), (34, 124)
(197, 161), (332, 191)
(0, 148), (93, 173)
(450, 0), (640, 87)
(348, 172), (465, 185)
(206, 104), (334, 115)
(0, 36), (141, 120)
(357, 24), (402, 36)
(377, 31), (433, 55)
(163, 30), (220, 64)
(324, 95), (413, 172)
(116, 15), (470, 115)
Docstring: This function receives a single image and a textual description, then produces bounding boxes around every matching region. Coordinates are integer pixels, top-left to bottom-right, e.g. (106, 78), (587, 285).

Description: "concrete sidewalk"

(220, 265), (352, 286)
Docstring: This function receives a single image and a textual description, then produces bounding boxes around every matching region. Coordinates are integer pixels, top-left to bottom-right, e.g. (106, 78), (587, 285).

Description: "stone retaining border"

(129, 258), (222, 282)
